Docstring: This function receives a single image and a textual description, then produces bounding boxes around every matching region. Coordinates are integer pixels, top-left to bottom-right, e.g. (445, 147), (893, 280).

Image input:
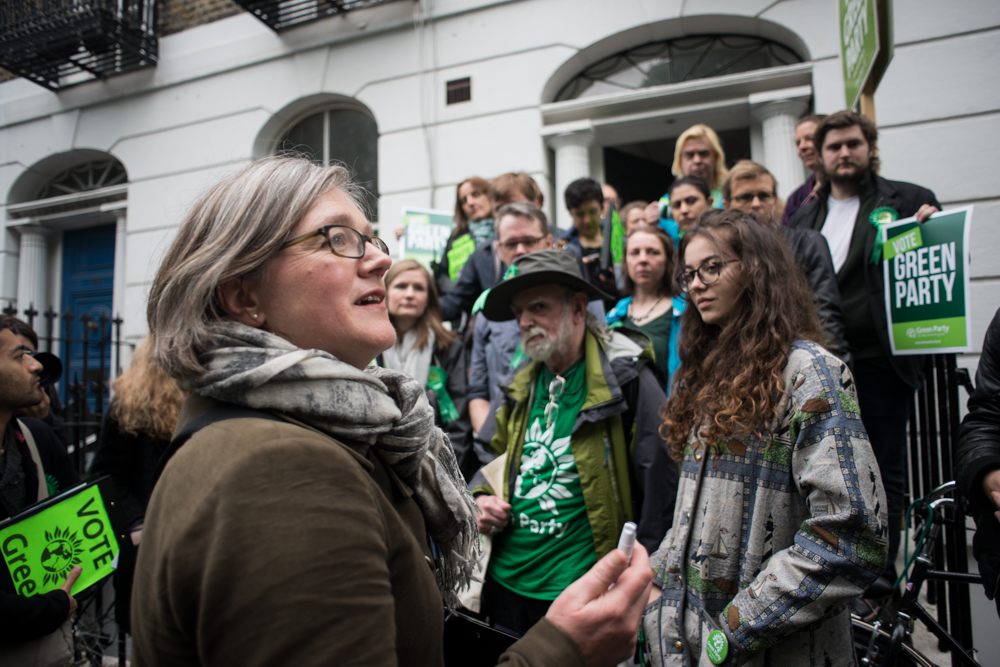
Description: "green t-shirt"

(488, 360), (596, 600)
(622, 311), (671, 392)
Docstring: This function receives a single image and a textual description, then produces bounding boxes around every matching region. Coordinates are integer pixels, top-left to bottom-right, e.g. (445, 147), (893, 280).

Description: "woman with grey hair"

(131, 155), (651, 667)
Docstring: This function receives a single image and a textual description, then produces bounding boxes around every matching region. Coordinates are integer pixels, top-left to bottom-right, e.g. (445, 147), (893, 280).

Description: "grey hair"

(494, 201), (548, 236)
(147, 155), (362, 378)
(559, 286), (612, 341)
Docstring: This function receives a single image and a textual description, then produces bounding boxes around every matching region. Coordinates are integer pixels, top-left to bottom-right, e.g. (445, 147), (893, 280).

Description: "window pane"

(556, 35), (803, 102)
(280, 112), (324, 164)
(327, 109), (379, 220)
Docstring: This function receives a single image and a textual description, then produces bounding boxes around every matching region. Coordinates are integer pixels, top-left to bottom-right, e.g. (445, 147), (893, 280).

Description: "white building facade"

(1, 0), (998, 364)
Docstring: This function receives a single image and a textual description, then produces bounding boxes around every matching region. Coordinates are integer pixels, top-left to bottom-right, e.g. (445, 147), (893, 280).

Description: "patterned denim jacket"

(643, 341), (888, 666)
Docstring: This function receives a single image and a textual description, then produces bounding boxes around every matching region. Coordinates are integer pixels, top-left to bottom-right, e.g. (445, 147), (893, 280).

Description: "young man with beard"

(788, 110), (940, 578)
(0, 321), (81, 653)
(470, 250), (676, 635)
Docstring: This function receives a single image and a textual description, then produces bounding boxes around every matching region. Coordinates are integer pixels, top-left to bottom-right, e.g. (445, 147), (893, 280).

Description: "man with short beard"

(0, 320), (81, 654)
(469, 250), (676, 635)
(789, 110), (940, 588)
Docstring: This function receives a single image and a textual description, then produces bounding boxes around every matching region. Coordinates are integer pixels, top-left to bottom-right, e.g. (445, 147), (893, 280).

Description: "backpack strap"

(153, 404), (282, 485)
(16, 419), (48, 502)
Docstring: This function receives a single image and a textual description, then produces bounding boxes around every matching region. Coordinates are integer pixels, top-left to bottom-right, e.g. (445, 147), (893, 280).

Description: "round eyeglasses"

(678, 259), (738, 290)
(282, 225), (389, 259)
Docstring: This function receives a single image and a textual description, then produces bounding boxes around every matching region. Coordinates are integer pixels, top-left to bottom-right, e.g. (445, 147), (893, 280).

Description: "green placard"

(882, 226), (923, 261)
(840, 0), (880, 109)
(400, 208), (454, 272)
(881, 206), (974, 355)
(0, 484), (120, 597)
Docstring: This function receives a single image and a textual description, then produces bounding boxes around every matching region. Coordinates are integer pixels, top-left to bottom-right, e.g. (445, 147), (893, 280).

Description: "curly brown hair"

(111, 337), (188, 441)
(662, 209), (824, 460)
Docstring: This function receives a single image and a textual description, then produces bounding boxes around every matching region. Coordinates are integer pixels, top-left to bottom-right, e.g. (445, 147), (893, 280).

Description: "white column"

(102, 201), (128, 377)
(546, 127), (595, 232)
(13, 224), (51, 321)
(749, 86), (812, 201)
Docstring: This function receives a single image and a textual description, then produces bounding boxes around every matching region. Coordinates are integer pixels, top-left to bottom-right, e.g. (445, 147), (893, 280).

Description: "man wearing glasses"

(466, 202), (555, 439)
(719, 160), (849, 365)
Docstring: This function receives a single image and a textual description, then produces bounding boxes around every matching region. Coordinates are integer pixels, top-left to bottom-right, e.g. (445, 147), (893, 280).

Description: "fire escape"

(231, 0), (407, 32)
(0, 0), (157, 90)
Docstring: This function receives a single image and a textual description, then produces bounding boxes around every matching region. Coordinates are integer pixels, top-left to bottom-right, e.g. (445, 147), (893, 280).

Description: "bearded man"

(469, 250), (676, 635)
(788, 110), (941, 578)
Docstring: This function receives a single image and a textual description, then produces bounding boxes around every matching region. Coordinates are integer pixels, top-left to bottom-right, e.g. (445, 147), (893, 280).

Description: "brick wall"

(158, 0), (243, 37)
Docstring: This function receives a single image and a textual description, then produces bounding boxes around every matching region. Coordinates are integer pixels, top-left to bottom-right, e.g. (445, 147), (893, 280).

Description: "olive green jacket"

(475, 328), (677, 556)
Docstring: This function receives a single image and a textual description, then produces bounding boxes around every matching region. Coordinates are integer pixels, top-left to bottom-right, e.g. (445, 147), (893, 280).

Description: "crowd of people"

(1, 108), (998, 667)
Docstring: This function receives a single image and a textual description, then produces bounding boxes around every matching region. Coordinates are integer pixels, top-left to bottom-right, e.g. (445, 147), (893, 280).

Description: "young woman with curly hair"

(643, 209), (889, 667)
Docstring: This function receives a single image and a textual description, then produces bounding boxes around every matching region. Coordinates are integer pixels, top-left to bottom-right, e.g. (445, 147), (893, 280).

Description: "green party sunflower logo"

(40, 526), (82, 586)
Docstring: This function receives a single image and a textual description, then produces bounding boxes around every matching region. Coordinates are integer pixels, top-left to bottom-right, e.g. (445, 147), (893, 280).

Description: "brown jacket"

(131, 395), (583, 667)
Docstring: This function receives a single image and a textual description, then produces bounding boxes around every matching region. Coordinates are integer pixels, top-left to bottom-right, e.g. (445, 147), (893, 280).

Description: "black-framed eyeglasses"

(498, 235), (547, 252)
(732, 191), (775, 205)
(282, 225), (389, 258)
(678, 259), (738, 289)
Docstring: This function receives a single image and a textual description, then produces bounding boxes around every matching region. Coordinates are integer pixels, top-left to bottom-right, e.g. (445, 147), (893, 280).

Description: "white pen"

(617, 521), (637, 566)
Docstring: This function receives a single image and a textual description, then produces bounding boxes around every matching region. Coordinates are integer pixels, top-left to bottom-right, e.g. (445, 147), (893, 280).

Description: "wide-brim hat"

(482, 249), (613, 322)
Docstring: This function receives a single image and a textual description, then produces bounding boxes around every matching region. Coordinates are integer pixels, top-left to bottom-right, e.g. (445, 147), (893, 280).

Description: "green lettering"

(18, 580), (36, 596)
(12, 565), (30, 582)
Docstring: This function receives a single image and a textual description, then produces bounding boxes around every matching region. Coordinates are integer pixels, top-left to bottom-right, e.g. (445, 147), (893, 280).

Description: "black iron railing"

(233, 0), (406, 32)
(3, 302), (131, 477)
(0, 0), (157, 90)
(907, 353), (976, 659)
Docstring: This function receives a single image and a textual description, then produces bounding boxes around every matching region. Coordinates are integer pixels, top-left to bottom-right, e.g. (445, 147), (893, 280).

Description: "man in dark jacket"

(722, 159), (850, 365)
(0, 322), (82, 646)
(956, 307), (1000, 618)
(788, 110), (940, 568)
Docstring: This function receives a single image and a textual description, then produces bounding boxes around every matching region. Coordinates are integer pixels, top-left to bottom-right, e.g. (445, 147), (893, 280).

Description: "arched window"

(37, 159), (128, 199)
(556, 35), (803, 102)
(278, 108), (379, 219)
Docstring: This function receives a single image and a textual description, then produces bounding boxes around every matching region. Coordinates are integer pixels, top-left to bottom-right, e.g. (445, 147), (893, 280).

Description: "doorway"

(603, 128), (753, 205)
(60, 224), (116, 407)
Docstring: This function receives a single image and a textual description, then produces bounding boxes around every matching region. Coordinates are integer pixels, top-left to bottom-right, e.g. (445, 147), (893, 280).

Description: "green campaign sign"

(0, 484), (120, 597)
(840, 0), (879, 109)
(400, 208), (454, 271)
(882, 206), (973, 355)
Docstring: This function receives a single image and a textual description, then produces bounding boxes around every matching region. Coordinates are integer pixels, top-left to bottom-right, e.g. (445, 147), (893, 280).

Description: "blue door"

(61, 224), (116, 410)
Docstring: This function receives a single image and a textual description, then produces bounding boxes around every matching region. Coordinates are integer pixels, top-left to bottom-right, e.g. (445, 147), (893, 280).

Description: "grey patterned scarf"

(191, 321), (478, 608)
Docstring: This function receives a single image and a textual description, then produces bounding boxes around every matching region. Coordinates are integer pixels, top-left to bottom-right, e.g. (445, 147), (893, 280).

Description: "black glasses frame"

(679, 259), (738, 289)
(282, 225), (389, 258)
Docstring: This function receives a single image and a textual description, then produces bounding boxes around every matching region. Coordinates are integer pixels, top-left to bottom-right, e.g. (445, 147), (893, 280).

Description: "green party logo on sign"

(39, 526), (83, 586)
(1, 484), (119, 597)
